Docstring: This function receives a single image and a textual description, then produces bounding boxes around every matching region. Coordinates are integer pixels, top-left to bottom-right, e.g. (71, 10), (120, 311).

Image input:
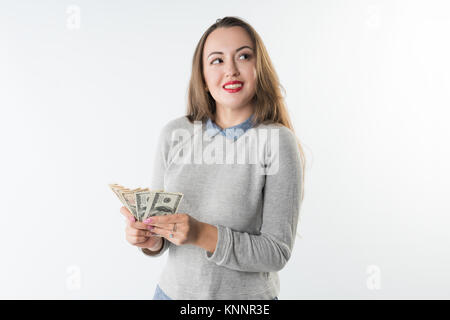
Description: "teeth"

(224, 83), (242, 89)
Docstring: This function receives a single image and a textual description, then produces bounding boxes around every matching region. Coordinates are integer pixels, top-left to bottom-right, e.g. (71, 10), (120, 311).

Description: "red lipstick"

(223, 80), (244, 93)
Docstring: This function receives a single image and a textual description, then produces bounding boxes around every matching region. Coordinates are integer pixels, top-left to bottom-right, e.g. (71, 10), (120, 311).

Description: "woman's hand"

(120, 206), (163, 250)
(143, 213), (202, 246)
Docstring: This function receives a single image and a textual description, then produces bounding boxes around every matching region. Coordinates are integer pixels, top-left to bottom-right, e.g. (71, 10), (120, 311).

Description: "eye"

(239, 53), (251, 60)
(210, 53), (252, 65)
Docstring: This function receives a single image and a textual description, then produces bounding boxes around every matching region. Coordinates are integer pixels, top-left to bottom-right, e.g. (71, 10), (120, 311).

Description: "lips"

(223, 80), (244, 93)
(223, 80), (244, 88)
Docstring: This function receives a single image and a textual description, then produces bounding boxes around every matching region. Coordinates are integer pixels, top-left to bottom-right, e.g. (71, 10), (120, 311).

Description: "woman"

(120, 16), (305, 300)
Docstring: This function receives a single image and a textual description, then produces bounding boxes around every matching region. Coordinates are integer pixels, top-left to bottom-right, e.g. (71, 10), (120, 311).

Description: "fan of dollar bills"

(109, 183), (184, 222)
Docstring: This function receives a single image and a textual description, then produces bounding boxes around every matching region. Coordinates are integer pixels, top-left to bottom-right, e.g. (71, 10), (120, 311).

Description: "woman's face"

(203, 26), (257, 113)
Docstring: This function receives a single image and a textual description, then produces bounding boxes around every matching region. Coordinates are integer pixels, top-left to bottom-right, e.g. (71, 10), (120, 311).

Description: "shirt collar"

(206, 114), (255, 141)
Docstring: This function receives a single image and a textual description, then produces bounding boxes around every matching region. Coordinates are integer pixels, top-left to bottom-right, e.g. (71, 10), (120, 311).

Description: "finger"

(120, 206), (135, 224)
(128, 228), (153, 237)
(150, 226), (176, 240)
(145, 213), (184, 225)
(135, 241), (158, 248)
(129, 236), (148, 244)
(145, 222), (175, 231)
(120, 208), (150, 230)
(133, 221), (153, 230)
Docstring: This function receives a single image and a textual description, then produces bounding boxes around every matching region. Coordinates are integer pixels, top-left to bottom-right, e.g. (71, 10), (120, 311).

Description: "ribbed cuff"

(204, 224), (231, 265)
(140, 238), (169, 257)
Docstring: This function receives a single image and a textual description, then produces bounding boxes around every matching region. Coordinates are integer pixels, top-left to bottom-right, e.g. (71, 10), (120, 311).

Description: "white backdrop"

(1, 0), (449, 299)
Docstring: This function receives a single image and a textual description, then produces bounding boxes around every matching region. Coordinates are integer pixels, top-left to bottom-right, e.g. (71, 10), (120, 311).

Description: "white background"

(1, 0), (449, 299)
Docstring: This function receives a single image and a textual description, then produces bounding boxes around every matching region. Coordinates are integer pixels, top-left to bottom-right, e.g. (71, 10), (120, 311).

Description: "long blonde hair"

(186, 16), (306, 208)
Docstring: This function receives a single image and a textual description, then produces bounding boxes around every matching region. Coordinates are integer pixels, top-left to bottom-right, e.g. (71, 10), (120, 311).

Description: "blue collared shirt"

(206, 114), (255, 141)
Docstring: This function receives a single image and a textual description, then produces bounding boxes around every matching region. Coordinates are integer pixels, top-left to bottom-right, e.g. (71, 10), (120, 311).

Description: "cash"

(109, 183), (184, 223)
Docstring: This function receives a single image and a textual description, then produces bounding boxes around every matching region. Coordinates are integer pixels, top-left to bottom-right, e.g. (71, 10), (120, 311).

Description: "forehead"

(203, 26), (253, 55)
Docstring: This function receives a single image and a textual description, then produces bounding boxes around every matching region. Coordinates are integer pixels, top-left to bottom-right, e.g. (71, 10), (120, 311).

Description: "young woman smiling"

(120, 16), (305, 300)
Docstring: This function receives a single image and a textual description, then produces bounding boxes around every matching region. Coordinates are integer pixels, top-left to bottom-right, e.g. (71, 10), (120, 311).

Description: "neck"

(214, 105), (254, 129)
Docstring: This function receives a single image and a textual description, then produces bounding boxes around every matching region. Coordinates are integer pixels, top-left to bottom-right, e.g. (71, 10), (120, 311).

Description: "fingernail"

(144, 218), (153, 224)
(129, 216), (135, 222)
(147, 226), (154, 230)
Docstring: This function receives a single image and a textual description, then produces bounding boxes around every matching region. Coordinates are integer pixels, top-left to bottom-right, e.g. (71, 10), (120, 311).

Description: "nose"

(225, 59), (240, 78)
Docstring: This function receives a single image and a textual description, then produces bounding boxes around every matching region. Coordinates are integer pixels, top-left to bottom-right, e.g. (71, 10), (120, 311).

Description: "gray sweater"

(140, 115), (303, 299)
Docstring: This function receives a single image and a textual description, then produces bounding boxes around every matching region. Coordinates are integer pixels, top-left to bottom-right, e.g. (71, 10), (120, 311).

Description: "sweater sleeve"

(204, 126), (303, 272)
(140, 237), (171, 257)
(139, 123), (173, 258)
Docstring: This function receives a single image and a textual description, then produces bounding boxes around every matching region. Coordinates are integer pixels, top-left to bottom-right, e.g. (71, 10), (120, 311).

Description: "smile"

(223, 82), (243, 93)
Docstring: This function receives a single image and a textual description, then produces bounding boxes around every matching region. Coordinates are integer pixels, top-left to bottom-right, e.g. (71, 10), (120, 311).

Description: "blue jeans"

(153, 284), (173, 300)
(153, 284), (278, 300)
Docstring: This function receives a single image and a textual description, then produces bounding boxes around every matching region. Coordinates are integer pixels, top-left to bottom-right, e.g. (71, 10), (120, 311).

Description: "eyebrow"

(207, 46), (253, 59)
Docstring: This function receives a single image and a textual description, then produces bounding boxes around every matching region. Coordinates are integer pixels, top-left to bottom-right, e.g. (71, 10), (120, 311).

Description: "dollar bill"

(144, 191), (184, 220)
(109, 184), (133, 214)
(119, 189), (139, 218)
(135, 191), (155, 222)
(109, 184), (126, 203)
(109, 184), (183, 223)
